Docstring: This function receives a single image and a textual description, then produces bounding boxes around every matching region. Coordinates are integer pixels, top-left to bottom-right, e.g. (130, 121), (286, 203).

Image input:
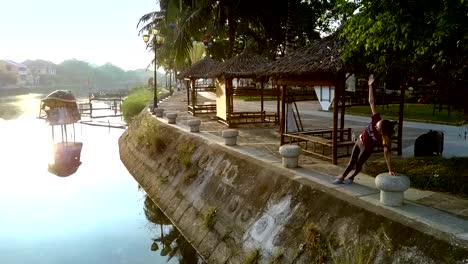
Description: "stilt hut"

(210, 50), (278, 127)
(39, 90), (83, 176)
(177, 56), (221, 115)
(260, 34), (402, 164)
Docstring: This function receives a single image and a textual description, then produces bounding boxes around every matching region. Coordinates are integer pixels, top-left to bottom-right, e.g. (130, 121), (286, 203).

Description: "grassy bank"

(364, 157), (468, 197)
(121, 87), (153, 123)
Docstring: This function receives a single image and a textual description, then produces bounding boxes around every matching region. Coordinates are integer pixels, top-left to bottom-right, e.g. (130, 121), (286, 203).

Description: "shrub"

(121, 87), (152, 123)
(177, 143), (196, 168)
(134, 114), (166, 156)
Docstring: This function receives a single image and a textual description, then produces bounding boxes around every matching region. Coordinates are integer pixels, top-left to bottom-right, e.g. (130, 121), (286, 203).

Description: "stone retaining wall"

(119, 111), (468, 263)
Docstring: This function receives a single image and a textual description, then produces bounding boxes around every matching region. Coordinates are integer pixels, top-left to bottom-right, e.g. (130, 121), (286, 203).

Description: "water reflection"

(0, 93), (42, 120)
(143, 195), (203, 263)
(48, 142), (83, 177)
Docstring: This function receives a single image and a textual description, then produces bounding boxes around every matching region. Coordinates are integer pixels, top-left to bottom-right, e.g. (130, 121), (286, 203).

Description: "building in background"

(23, 60), (57, 86)
(1, 60), (33, 86)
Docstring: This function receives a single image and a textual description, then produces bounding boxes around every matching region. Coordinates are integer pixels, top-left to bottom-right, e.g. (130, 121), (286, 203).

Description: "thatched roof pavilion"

(178, 56), (221, 80)
(259, 33), (403, 164)
(210, 50), (278, 127)
(261, 34), (346, 84)
(211, 50), (272, 79)
(178, 56), (222, 116)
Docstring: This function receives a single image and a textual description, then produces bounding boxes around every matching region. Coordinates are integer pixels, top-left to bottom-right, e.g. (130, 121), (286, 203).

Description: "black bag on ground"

(414, 130), (444, 157)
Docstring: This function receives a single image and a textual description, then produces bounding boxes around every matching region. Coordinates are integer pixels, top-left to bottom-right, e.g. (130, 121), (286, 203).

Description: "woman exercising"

(334, 74), (396, 184)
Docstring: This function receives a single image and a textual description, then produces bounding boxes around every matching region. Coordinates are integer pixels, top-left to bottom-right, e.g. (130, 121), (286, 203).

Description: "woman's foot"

(343, 178), (353, 184)
(332, 177), (345, 184)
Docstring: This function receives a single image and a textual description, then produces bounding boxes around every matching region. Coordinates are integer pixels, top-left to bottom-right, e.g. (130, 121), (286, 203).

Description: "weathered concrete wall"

(119, 112), (468, 263)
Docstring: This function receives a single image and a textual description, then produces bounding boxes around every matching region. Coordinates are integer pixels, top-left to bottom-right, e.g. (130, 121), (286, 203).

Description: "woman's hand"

(388, 171), (395, 176)
(368, 74), (375, 86)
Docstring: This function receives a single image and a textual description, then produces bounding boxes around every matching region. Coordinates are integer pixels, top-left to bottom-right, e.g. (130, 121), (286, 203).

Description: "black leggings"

(342, 139), (373, 180)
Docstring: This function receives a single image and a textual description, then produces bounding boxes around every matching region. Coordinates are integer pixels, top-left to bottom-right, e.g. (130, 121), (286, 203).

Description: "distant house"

(2, 60), (33, 86)
(0, 61), (17, 88)
(23, 60), (57, 86)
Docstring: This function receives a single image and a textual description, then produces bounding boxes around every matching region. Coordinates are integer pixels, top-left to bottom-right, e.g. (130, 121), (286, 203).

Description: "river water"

(0, 93), (201, 264)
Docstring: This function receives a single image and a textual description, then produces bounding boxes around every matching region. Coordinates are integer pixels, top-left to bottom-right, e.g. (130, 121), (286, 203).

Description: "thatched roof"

(259, 33), (345, 79)
(41, 90), (80, 125)
(210, 51), (272, 79)
(178, 56), (221, 80)
(43, 90), (77, 103)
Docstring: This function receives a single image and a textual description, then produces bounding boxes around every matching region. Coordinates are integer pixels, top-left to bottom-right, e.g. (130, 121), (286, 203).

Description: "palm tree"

(138, 0), (337, 71)
(143, 195), (200, 263)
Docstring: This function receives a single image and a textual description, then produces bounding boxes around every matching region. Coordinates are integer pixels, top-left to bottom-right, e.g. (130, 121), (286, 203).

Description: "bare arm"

(382, 135), (395, 176)
(368, 74), (377, 115)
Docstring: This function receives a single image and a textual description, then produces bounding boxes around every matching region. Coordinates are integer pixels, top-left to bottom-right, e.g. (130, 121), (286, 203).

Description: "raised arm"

(368, 74), (377, 115)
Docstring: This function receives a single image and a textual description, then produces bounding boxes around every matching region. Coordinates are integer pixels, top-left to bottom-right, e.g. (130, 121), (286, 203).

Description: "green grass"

(364, 157), (468, 196)
(121, 87), (153, 123)
(346, 103), (466, 125)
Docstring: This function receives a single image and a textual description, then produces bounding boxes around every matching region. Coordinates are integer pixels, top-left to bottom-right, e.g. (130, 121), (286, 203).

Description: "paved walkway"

(152, 90), (468, 245)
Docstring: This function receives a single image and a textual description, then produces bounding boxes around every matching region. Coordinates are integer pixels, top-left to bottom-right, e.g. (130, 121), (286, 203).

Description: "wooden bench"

(188, 103), (216, 115)
(298, 128), (352, 141)
(226, 111), (278, 126)
(232, 87), (277, 96)
(283, 130), (355, 162)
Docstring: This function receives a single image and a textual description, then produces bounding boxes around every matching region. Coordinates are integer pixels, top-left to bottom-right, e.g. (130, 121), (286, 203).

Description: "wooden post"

(261, 81), (264, 113)
(186, 79), (190, 112)
(227, 78), (232, 125)
(332, 80), (340, 164)
(280, 85), (286, 145)
(340, 76), (346, 141)
(191, 79), (196, 114)
(276, 81), (280, 126)
(398, 83), (405, 155)
(230, 79), (234, 113)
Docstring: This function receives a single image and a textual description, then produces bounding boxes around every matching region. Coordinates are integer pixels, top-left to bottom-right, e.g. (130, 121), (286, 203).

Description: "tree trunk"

(285, 0), (298, 55)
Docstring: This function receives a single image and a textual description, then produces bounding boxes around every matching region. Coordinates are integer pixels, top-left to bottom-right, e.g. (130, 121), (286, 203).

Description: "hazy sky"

(0, 0), (159, 71)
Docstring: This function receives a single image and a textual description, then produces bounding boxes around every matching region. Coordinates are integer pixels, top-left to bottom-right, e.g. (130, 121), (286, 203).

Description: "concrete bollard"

(166, 113), (178, 124)
(187, 119), (201, 133)
(375, 173), (410, 206)
(278, 145), (301, 168)
(154, 108), (164, 118)
(222, 129), (239, 146)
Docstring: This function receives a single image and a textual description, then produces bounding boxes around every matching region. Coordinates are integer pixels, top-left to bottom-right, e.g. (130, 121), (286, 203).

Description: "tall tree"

(342, 0), (467, 82)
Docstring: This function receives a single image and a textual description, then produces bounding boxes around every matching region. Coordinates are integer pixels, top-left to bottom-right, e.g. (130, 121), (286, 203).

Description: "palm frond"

(137, 11), (167, 36)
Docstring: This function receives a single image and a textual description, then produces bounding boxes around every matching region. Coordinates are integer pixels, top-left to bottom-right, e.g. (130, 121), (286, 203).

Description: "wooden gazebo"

(178, 56), (221, 115)
(210, 50), (278, 127)
(260, 34), (403, 164)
